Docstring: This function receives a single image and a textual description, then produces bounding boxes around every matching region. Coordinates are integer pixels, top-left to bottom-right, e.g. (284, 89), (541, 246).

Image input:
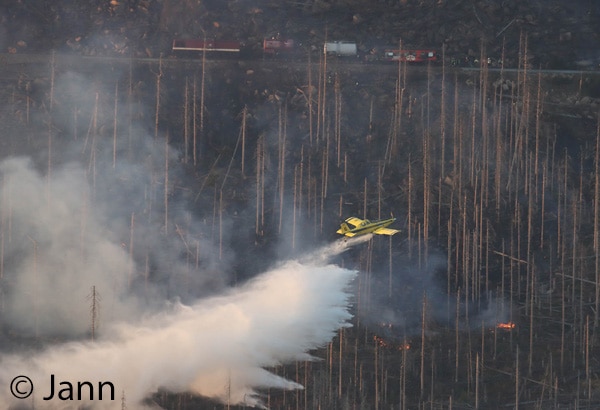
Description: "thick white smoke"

(0, 157), (137, 335)
(0, 259), (356, 409)
(0, 155), (227, 337)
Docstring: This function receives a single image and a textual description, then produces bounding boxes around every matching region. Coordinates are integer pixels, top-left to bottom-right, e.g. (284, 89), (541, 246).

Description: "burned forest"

(0, 1), (600, 409)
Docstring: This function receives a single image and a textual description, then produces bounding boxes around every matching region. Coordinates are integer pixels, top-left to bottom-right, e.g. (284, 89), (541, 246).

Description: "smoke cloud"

(358, 251), (511, 338)
(0, 157), (135, 336)
(0, 151), (229, 338)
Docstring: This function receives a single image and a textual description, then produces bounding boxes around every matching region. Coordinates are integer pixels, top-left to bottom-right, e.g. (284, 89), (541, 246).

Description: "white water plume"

(301, 234), (373, 265)
(0, 256), (356, 409)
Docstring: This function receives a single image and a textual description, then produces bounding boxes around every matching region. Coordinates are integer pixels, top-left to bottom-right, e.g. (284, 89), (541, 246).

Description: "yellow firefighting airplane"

(336, 217), (400, 237)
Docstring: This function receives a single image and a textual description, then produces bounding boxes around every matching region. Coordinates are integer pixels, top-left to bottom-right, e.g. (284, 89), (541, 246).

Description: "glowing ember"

(373, 335), (410, 350)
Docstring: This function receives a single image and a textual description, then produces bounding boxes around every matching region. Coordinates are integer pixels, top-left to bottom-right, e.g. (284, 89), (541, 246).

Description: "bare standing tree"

(113, 81), (119, 169)
(154, 54), (163, 140)
(87, 285), (101, 341)
(47, 51), (56, 201)
(595, 117), (600, 330)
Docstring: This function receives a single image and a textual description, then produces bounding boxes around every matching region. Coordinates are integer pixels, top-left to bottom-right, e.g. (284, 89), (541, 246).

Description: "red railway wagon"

(381, 49), (438, 63)
(172, 39), (241, 53)
(263, 38), (296, 55)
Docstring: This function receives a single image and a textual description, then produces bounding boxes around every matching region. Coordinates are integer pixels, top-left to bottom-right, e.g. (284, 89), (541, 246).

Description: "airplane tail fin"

(337, 222), (351, 235)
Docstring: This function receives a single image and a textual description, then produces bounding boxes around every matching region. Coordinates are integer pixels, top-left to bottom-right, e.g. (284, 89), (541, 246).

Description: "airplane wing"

(344, 217), (364, 228)
(373, 227), (400, 236)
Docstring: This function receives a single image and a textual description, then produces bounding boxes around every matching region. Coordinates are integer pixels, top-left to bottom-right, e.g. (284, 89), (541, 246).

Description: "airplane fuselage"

(336, 217), (399, 237)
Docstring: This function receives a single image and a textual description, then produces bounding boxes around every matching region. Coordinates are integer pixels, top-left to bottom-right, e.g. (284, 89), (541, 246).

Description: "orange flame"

(497, 322), (516, 330)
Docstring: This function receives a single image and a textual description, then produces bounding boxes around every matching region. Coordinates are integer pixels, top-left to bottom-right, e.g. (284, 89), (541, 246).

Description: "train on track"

(171, 37), (439, 64)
